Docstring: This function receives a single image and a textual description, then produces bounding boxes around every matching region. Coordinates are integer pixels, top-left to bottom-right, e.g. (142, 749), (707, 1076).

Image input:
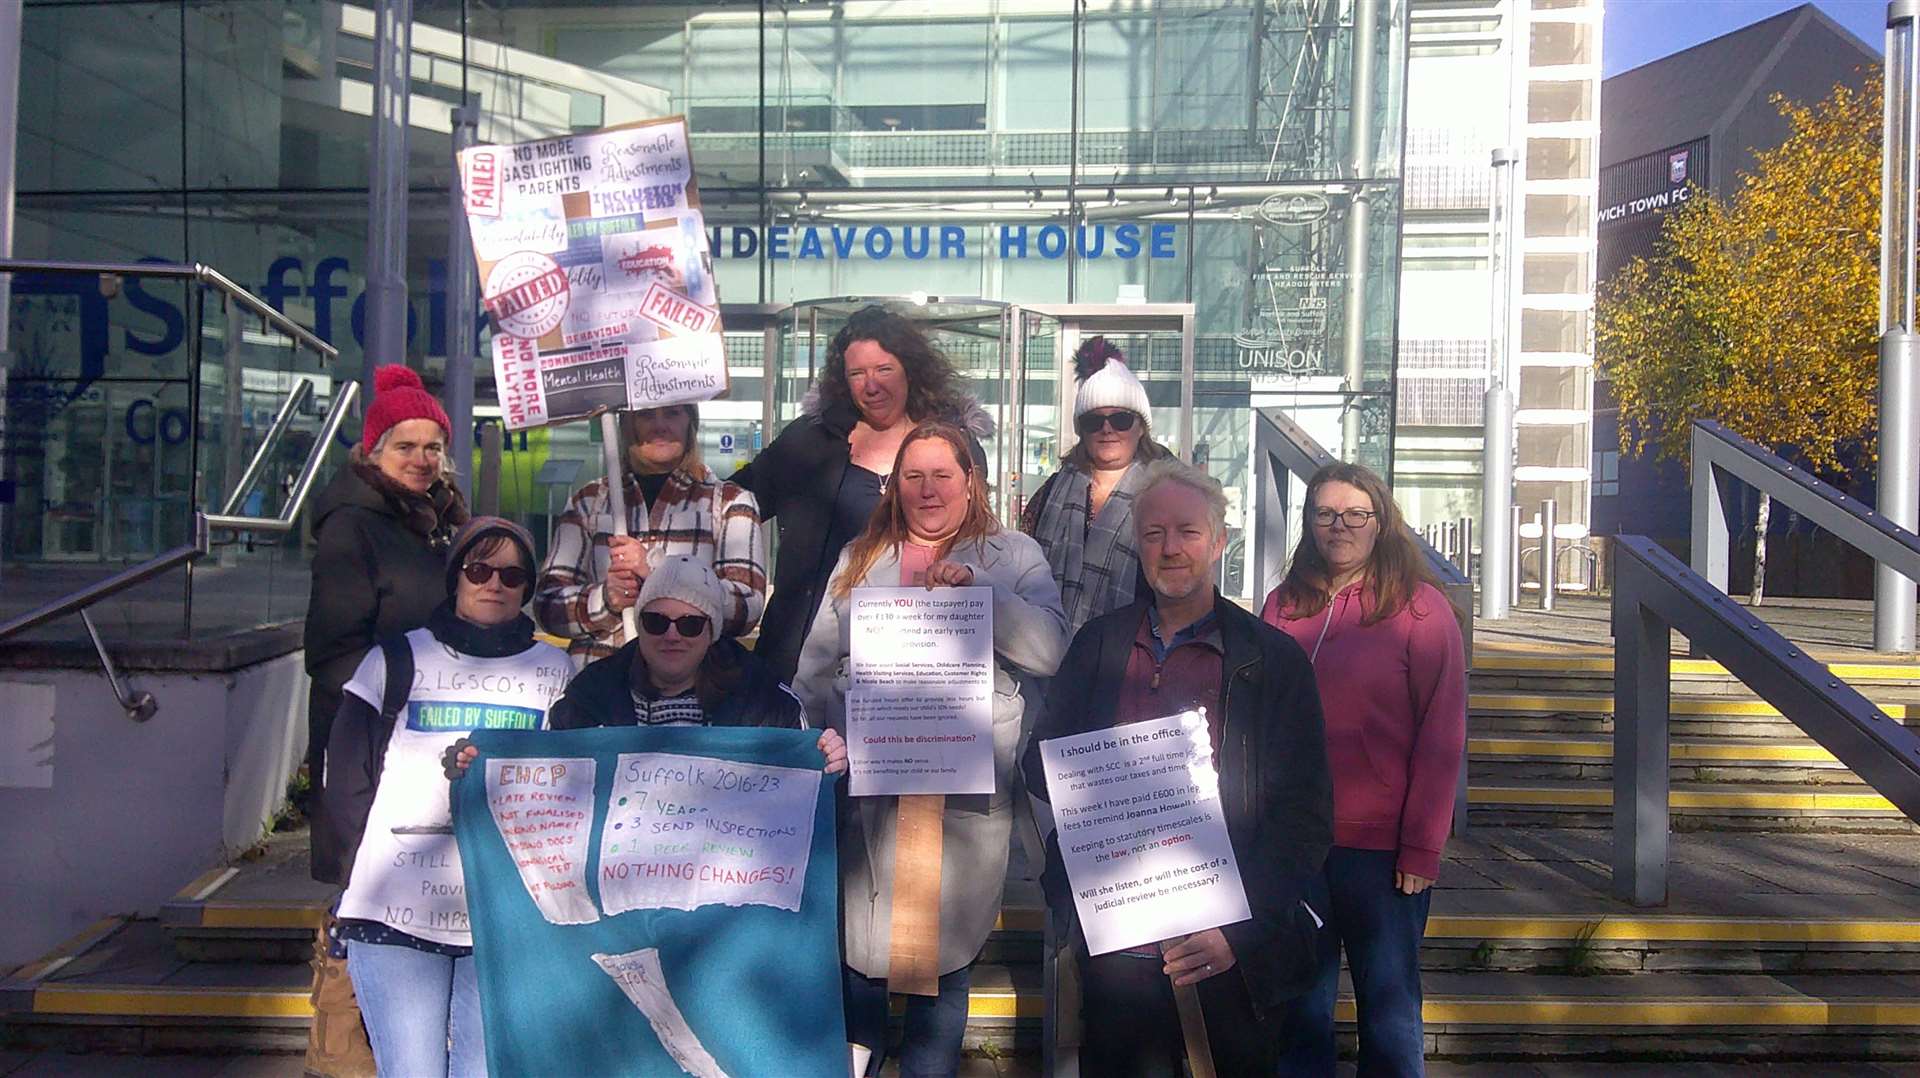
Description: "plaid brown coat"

(534, 465), (767, 661)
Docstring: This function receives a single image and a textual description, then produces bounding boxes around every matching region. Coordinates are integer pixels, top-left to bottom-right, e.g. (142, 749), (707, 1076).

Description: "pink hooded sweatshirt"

(1261, 580), (1467, 880)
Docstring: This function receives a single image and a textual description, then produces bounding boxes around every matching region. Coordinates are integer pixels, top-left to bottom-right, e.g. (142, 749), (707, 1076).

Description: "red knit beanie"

(361, 365), (452, 452)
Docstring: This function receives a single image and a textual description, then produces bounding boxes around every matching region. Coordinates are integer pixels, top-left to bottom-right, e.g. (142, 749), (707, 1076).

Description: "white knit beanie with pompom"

(1071, 336), (1152, 420)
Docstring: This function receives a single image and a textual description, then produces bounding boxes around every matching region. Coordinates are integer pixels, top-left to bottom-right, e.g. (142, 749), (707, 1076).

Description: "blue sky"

(1605, 0), (1884, 77)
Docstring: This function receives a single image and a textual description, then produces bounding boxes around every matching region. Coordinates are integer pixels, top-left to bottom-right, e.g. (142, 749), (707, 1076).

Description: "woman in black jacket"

(299, 364), (466, 1078)
(730, 305), (989, 683)
(303, 364), (469, 881)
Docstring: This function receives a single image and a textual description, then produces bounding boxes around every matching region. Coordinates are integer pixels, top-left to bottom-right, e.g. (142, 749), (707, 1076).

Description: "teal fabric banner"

(451, 725), (846, 1077)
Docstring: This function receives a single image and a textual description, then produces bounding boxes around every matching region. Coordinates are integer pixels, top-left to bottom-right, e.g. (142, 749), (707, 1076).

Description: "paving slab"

(1433, 828), (1920, 923)
(1473, 593), (1920, 657)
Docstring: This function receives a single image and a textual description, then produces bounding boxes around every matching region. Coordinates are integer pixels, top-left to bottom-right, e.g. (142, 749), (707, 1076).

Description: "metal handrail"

(1691, 419), (1920, 594)
(1611, 535), (1920, 906)
(0, 514), (212, 645)
(0, 258), (338, 361)
(203, 380), (359, 534)
(220, 378), (315, 516)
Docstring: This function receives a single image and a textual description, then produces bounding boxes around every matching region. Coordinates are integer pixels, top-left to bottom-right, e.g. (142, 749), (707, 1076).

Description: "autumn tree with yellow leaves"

(1596, 76), (1882, 601)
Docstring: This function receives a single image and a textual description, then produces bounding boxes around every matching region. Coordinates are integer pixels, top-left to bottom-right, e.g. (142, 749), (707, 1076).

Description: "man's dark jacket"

(1021, 594), (1334, 1011)
(548, 636), (805, 730)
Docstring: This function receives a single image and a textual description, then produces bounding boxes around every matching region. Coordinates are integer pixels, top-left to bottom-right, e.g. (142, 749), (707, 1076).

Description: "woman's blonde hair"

(831, 422), (1000, 600)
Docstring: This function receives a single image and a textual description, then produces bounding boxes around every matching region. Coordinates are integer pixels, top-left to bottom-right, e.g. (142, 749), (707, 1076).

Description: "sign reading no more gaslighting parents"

(459, 116), (729, 432)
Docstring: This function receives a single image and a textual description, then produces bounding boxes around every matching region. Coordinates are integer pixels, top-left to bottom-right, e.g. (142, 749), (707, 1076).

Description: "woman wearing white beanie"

(1020, 336), (1173, 632)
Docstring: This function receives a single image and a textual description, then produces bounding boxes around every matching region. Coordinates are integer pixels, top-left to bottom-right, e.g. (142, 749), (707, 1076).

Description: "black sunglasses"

(1075, 410), (1139, 436)
(462, 562), (529, 588)
(639, 611), (712, 638)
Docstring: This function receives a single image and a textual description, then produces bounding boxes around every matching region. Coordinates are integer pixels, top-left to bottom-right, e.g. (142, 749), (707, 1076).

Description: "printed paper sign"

(485, 756), (601, 925)
(846, 586), (995, 796)
(459, 117), (728, 430)
(1038, 710), (1252, 955)
(598, 752), (821, 915)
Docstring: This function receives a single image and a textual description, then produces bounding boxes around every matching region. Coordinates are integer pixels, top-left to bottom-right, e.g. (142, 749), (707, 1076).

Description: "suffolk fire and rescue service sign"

(459, 117), (728, 431)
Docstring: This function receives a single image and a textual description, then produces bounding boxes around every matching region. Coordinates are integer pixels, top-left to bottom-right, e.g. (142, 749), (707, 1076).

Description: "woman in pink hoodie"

(1264, 462), (1466, 1077)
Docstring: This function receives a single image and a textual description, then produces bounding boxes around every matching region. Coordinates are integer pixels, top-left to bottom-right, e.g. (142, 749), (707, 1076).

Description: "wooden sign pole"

(886, 793), (946, 997)
(1173, 981), (1216, 1078)
(598, 410), (640, 642)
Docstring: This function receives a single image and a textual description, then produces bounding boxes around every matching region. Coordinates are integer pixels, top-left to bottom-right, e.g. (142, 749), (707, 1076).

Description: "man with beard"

(1022, 459), (1333, 1075)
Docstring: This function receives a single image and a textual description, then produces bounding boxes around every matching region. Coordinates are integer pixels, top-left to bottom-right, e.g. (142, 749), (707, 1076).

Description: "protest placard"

(845, 586), (994, 797)
(453, 726), (845, 1076)
(1037, 709), (1251, 956)
(459, 117), (728, 431)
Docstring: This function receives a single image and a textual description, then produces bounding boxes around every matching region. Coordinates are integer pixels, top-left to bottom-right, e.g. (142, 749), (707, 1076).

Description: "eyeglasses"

(639, 611), (711, 638)
(462, 563), (529, 588)
(1311, 508), (1377, 529)
(1075, 410), (1139, 436)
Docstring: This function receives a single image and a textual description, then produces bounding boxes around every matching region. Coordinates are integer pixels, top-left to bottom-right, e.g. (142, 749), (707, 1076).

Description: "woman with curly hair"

(732, 304), (993, 683)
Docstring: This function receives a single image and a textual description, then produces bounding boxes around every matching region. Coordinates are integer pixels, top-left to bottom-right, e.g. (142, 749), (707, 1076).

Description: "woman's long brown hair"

(831, 422), (1000, 600)
(1271, 461), (1436, 625)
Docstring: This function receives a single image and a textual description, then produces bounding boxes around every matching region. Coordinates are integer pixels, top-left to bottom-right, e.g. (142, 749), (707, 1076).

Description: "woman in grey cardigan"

(795, 422), (1067, 1078)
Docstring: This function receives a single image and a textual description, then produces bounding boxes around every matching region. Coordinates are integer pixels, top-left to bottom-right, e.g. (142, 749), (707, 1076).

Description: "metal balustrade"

(0, 259), (347, 720)
(1612, 419), (1920, 904)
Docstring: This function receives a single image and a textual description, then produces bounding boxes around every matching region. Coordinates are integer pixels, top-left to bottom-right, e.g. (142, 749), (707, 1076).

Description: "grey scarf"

(1032, 462), (1145, 632)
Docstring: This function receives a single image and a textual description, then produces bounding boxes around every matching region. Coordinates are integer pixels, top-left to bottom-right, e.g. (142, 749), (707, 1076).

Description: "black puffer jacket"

(730, 396), (989, 684)
(302, 455), (467, 881)
(549, 636), (806, 730)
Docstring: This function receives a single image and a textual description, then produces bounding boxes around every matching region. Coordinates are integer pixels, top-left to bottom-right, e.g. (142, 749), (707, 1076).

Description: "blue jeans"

(347, 939), (488, 1077)
(842, 964), (971, 1078)
(1279, 847), (1430, 1077)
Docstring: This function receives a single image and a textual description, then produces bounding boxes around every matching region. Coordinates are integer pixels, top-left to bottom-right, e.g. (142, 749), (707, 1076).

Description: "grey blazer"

(794, 529), (1068, 977)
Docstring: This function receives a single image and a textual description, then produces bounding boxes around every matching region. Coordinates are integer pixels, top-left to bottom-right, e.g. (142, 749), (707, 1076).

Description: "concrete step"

(1469, 734), (1862, 786)
(1465, 781), (1917, 832)
(1470, 652), (1920, 693)
(18, 919), (1920, 1061)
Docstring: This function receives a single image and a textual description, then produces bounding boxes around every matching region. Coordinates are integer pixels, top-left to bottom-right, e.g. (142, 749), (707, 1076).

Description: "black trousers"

(1080, 949), (1279, 1077)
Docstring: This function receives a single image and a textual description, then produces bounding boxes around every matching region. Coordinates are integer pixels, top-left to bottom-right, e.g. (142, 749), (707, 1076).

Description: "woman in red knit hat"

(299, 363), (469, 1077)
(1265, 462), (1465, 1077)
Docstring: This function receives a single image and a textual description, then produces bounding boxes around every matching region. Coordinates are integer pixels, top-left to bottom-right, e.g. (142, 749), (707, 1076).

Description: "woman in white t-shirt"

(322, 516), (570, 1078)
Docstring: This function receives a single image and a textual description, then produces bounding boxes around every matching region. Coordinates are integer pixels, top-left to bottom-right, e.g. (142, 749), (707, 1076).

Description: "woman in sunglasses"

(1262, 462), (1465, 1078)
(322, 517), (571, 1078)
(795, 422), (1066, 1078)
(526, 556), (847, 771)
(1021, 337), (1172, 633)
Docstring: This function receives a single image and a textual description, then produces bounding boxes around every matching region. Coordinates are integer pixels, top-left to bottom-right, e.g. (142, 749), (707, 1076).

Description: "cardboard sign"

(1037, 710), (1252, 956)
(460, 117), (728, 430)
(846, 586), (995, 796)
(453, 726), (846, 1077)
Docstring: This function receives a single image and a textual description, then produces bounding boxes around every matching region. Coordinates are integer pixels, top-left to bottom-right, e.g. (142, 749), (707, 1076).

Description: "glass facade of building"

(1, 0), (1408, 637)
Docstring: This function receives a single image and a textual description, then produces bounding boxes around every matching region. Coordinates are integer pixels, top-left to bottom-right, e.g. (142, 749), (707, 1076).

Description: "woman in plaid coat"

(534, 404), (768, 663)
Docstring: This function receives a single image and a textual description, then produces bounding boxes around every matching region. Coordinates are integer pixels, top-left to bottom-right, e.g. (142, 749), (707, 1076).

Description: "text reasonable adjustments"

(460, 117), (728, 430)
(1038, 710), (1251, 955)
(598, 751), (820, 915)
(846, 586), (995, 797)
(485, 756), (601, 924)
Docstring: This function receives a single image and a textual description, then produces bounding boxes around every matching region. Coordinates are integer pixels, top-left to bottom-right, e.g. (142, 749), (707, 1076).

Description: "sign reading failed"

(459, 118), (728, 430)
